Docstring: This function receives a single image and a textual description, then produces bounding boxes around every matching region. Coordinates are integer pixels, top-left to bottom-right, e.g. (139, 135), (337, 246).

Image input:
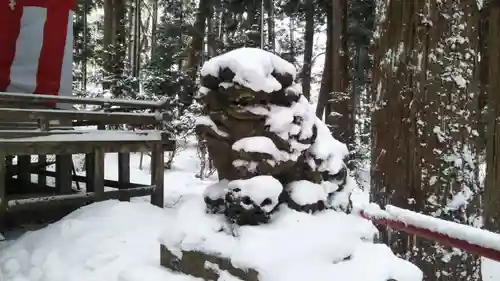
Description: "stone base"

(160, 244), (259, 281)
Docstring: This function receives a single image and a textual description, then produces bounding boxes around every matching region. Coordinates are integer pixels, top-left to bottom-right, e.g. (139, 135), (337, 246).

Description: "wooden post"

(0, 152), (6, 233)
(37, 120), (49, 188)
(86, 123), (106, 194)
(150, 142), (164, 207)
(18, 155), (31, 190)
(118, 152), (130, 201)
(56, 154), (73, 194)
(56, 120), (73, 194)
(85, 153), (95, 192)
(92, 148), (105, 201)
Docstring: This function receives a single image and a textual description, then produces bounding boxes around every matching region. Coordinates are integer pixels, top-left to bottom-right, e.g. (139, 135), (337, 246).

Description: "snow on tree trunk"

(371, 0), (482, 280)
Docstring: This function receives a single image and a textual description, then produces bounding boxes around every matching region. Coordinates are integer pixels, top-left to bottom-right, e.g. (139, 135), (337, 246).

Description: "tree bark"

(326, 0), (353, 149)
(484, 0), (500, 234)
(301, 0), (314, 100)
(266, 0), (275, 52)
(371, 1), (482, 280)
(150, 0), (158, 58)
(103, 0), (114, 90)
(315, 6), (332, 119)
(184, 0), (211, 107)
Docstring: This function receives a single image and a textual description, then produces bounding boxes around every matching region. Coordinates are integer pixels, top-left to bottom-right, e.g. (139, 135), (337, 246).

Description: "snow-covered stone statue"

(159, 48), (422, 281)
(195, 47), (350, 225)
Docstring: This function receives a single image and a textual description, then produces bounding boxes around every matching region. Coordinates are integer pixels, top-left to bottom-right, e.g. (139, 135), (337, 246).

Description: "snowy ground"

(0, 140), (498, 281)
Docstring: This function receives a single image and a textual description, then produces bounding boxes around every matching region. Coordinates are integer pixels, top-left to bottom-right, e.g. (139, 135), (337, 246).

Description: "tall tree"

(484, 0), (500, 235)
(300, 0), (314, 100)
(371, 0), (482, 280)
(151, 0), (158, 58)
(102, 0), (127, 97)
(184, 0), (211, 108)
(326, 0), (354, 150)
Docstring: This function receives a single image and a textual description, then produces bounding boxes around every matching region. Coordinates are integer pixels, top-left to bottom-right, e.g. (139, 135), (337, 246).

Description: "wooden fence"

(0, 92), (174, 231)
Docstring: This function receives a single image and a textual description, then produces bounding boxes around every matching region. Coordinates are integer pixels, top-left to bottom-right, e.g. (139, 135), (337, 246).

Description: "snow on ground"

(160, 195), (421, 281)
(0, 139), (497, 281)
(483, 258), (500, 281)
(0, 140), (215, 281)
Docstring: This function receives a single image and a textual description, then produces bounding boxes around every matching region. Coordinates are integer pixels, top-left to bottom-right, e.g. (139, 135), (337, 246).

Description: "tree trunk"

(207, 4), (217, 58)
(484, 0), (500, 234)
(82, 0), (88, 93)
(371, 0), (482, 280)
(301, 0), (314, 100)
(112, 0), (126, 97)
(132, 0), (141, 77)
(103, 0), (114, 91)
(315, 6), (332, 119)
(326, 0), (353, 149)
(266, 0), (275, 52)
(184, 0), (211, 107)
(150, 0), (158, 58)
(127, 1), (134, 75)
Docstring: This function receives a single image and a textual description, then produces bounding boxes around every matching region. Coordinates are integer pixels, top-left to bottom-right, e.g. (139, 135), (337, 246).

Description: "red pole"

(360, 211), (500, 263)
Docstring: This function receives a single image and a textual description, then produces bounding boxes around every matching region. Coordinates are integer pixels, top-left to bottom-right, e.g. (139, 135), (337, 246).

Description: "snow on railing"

(359, 204), (500, 262)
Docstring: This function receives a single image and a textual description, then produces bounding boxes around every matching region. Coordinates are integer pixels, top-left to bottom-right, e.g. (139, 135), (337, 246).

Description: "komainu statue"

(195, 47), (351, 225)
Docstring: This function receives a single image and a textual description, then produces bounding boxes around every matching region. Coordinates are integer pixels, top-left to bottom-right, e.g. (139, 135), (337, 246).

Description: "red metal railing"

(359, 205), (500, 262)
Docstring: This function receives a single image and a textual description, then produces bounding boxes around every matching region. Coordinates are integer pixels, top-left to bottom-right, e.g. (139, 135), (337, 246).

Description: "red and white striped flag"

(0, 0), (74, 101)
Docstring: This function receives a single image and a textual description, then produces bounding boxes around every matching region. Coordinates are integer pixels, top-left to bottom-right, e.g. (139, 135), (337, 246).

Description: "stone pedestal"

(160, 244), (259, 281)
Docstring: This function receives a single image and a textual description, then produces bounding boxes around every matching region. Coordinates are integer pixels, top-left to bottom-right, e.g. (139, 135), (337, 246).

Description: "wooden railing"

(0, 92), (174, 230)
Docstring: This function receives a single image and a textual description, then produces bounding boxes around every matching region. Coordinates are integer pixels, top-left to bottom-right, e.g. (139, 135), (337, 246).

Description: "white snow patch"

(200, 48), (297, 93)
(310, 119), (349, 174)
(483, 258), (500, 281)
(232, 136), (291, 162)
(228, 176), (283, 212)
(196, 115), (229, 137)
(453, 74), (467, 88)
(0, 200), (174, 281)
(232, 159), (258, 172)
(203, 180), (230, 200)
(288, 180), (328, 205)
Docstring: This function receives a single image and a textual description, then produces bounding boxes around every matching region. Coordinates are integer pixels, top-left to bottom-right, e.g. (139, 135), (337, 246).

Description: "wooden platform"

(0, 92), (174, 232)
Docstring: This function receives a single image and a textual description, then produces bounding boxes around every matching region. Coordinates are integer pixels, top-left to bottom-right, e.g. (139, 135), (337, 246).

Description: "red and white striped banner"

(0, 0), (74, 101)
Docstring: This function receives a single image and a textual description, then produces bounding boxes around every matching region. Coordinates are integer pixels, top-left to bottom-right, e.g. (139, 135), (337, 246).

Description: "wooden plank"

(92, 148), (105, 201)
(0, 130), (86, 139)
(6, 185), (157, 212)
(0, 91), (167, 109)
(0, 129), (161, 141)
(0, 107), (163, 125)
(0, 152), (5, 232)
(0, 140), (157, 155)
(56, 155), (73, 194)
(40, 169), (145, 190)
(150, 142), (164, 207)
(118, 152), (130, 201)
